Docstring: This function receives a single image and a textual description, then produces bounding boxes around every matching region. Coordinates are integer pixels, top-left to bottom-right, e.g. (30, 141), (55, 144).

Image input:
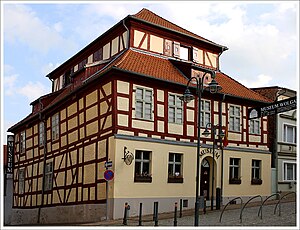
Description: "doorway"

(200, 158), (210, 200)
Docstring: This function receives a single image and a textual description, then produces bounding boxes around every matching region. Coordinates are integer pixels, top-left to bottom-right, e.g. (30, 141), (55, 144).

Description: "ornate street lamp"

(203, 123), (225, 210)
(180, 70), (222, 226)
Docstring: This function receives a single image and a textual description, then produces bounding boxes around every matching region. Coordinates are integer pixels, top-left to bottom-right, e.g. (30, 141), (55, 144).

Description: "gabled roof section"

(131, 8), (227, 50)
(110, 49), (271, 103)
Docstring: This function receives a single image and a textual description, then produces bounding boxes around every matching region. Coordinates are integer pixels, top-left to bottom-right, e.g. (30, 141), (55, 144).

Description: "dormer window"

(63, 69), (71, 87)
(180, 46), (191, 61)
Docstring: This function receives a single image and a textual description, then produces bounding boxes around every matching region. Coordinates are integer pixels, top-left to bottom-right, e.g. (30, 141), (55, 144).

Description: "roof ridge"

(132, 8), (223, 48)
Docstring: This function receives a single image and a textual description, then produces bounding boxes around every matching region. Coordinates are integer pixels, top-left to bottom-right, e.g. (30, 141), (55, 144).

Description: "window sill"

(229, 179), (241, 184)
(134, 176), (152, 183)
(251, 179), (262, 185)
(168, 177), (183, 183)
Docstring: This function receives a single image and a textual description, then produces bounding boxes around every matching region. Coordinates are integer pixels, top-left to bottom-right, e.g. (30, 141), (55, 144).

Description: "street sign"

(104, 170), (114, 181)
(104, 161), (113, 168)
(248, 96), (296, 120)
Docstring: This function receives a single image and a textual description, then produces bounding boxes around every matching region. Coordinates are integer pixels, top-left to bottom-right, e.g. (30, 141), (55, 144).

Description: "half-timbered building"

(8, 8), (272, 224)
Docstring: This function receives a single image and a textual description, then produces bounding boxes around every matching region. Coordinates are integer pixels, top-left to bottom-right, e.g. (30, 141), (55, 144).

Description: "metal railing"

(274, 191), (296, 216)
(240, 195), (262, 223)
(258, 193), (280, 219)
(219, 197), (243, 222)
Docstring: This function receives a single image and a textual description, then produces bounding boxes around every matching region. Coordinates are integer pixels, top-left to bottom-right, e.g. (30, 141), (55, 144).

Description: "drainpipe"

(274, 88), (286, 197)
(37, 98), (47, 224)
(123, 18), (130, 49)
(220, 94), (225, 204)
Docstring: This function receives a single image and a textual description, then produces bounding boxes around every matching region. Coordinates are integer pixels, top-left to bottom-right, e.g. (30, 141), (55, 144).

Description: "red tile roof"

(132, 8), (225, 49)
(111, 49), (271, 103)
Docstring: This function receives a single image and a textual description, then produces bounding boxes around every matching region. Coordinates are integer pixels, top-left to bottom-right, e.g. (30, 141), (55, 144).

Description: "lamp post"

(202, 123), (225, 210)
(179, 69), (222, 226)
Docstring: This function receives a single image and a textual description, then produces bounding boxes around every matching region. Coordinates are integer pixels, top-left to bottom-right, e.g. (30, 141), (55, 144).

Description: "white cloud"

(240, 74), (272, 88)
(3, 4), (77, 54)
(42, 62), (61, 76)
(18, 81), (50, 102)
(53, 22), (63, 33)
(4, 74), (18, 96)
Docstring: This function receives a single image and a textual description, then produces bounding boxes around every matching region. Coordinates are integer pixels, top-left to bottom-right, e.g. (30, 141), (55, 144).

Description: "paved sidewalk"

(82, 200), (297, 227)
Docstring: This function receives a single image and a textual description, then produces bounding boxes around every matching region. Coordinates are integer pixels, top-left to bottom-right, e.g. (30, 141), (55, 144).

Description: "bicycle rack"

(274, 191), (296, 216)
(258, 193), (280, 219)
(240, 195), (262, 223)
(219, 197), (243, 222)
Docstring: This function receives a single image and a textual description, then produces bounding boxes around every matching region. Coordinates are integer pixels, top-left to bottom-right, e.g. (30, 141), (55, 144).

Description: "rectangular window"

(168, 94), (183, 124)
(51, 113), (59, 140)
(134, 150), (152, 182)
(93, 48), (103, 62)
(18, 168), (25, 194)
(20, 131), (26, 153)
(39, 122), (45, 146)
(44, 162), (53, 191)
(180, 46), (190, 60)
(283, 162), (296, 181)
(200, 100), (211, 127)
(229, 105), (241, 132)
(168, 153), (183, 183)
(283, 124), (296, 144)
(249, 119), (260, 134)
(251, 160), (262, 185)
(229, 158), (241, 184)
(135, 88), (152, 120)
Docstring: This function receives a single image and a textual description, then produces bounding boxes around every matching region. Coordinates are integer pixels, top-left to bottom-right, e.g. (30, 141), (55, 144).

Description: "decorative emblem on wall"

(123, 146), (134, 165)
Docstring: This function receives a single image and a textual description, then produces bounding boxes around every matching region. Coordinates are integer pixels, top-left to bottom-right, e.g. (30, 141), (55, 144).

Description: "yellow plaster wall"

(223, 150), (271, 196)
(132, 120), (154, 131)
(103, 42), (110, 60)
(86, 105), (98, 121)
(111, 37), (119, 56)
(149, 35), (163, 54)
(117, 80), (129, 94)
(117, 97), (129, 111)
(122, 31), (128, 49)
(157, 104), (164, 117)
(168, 123), (183, 135)
(133, 30), (146, 48)
(67, 103), (77, 117)
(113, 138), (196, 198)
(118, 114), (128, 127)
(68, 117), (78, 130)
(86, 90), (98, 107)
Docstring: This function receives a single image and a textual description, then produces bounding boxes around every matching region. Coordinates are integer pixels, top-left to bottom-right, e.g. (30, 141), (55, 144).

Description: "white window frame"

(20, 131), (26, 153)
(18, 168), (25, 194)
(180, 46), (189, 60)
(135, 87), (153, 120)
(168, 94), (183, 124)
(282, 161), (296, 181)
(39, 122), (45, 146)
(252, 159), (261, 179)
(249, 118), (260, 135)
(229, 158), (240, 179)
(283, 123), (296, 144)
(229, 105), (241, 132)
(44, 161), (54, 191)
(168, 153), (183, 177)
(51, 113), (59, 140)
(135, 150), (152, 177)
(200, 99), (211, 127)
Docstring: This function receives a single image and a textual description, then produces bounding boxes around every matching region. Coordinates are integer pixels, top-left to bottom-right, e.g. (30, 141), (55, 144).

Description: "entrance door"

(200, 158), (210, 200)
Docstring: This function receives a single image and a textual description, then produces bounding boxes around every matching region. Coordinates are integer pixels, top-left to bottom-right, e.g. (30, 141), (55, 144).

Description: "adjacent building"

(252, 87), (297, 194)
(8, 8), (272, 224)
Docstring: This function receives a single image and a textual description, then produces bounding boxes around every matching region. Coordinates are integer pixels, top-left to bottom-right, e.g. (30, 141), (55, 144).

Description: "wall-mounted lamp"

(123, 147), (134, 165)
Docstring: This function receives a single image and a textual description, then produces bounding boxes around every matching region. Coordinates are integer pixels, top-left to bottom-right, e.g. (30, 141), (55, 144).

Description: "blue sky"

(1, 1), (299, 142)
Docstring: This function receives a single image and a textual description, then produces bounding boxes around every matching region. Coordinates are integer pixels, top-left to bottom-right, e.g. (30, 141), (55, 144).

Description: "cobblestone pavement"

(85, 201), (297, 227)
